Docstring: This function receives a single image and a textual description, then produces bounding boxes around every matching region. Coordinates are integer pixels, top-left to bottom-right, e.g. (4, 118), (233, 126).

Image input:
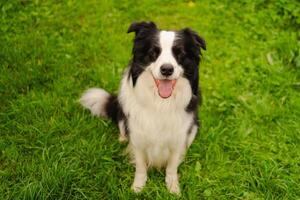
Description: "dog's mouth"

(154, 78), (177, 99)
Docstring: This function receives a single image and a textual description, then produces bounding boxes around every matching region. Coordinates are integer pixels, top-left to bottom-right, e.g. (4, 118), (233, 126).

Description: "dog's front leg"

(132, 148), (147, 192)
(166, 150), (183, 195)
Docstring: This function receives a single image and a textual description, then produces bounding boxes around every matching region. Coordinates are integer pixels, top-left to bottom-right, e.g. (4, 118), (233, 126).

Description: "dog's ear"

(127, 21), (157, 36)
(182, 28), (206, 51)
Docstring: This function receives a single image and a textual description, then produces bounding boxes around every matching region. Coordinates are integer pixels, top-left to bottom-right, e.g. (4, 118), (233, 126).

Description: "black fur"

(105, 95), (129, 135)
(173, 27), (206, 129)
(127, 21), (160, 86)
(173, 28), (206, 98)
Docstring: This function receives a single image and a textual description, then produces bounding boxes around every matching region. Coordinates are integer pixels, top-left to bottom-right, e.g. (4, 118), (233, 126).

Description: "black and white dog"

(80, 21), (205, 194)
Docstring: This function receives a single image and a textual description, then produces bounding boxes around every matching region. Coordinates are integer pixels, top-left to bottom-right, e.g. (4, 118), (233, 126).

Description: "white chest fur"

(118, 70), (194, 167)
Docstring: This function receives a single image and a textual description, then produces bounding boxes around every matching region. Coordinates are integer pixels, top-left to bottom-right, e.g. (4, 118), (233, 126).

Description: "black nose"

(160, 64), (174, 77)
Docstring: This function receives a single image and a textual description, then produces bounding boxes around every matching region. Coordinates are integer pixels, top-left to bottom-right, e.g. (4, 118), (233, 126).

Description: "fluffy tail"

(80, 88), (121, 123)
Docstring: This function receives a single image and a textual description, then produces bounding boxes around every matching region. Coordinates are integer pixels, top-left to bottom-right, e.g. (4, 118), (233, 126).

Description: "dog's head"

(128, 21), (206, 99)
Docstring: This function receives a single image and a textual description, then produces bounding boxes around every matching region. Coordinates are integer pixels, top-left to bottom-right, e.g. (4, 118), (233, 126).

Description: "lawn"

(0, 0), (299, 199)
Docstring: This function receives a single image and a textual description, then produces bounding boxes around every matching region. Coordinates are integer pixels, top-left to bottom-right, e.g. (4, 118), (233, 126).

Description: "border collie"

(80, 21), (206, 194)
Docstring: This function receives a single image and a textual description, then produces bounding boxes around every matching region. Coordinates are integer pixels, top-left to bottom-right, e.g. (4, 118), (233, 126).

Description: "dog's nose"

(160, 64), (174, 77)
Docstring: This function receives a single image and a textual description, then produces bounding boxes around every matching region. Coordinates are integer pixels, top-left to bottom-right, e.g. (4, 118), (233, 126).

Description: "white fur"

(80, 88), (110, 117)
(119, 69), (197, 194)
(150, 31), (183, 80)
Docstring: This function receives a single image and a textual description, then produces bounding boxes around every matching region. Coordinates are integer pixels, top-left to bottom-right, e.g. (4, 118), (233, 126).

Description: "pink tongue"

(157, 80), (174, 98)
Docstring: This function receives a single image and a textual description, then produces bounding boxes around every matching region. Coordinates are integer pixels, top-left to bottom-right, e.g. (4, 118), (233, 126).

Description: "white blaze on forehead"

(159, 31), (175, 51)
(157, 31), (177, 67)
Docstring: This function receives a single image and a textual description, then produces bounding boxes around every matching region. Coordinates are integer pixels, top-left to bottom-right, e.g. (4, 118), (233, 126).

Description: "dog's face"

(128, 21), (206, 99)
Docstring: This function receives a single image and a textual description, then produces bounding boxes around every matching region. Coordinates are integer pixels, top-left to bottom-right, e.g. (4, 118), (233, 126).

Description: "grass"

(0, 0), (299, 199)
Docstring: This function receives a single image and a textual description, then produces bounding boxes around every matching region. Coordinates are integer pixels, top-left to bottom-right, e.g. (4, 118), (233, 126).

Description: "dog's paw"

(166, 174), (181, 195)
(132, 184), (144, 193)
(132, 174), (147, 193)
(118, 134), (128, 143)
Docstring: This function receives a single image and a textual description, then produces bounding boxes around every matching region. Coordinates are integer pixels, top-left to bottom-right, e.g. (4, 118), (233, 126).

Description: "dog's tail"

(80, 88), (121, 123)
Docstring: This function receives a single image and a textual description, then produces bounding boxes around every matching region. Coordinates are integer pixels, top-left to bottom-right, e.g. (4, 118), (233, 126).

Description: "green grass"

(1, 0), (299, 199)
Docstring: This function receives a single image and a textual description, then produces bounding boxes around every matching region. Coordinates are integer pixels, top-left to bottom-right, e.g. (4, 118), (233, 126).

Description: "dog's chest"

(129, 106), (192, 147)
(119, 71), (193, 149)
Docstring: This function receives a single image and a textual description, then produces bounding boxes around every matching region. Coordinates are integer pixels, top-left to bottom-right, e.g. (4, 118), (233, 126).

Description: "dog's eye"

(149, 46), (161, 61)
(172, 46), (185, 59)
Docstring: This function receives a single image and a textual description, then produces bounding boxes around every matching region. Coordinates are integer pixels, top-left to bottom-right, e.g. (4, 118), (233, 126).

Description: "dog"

(80, 21), (206, 194)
